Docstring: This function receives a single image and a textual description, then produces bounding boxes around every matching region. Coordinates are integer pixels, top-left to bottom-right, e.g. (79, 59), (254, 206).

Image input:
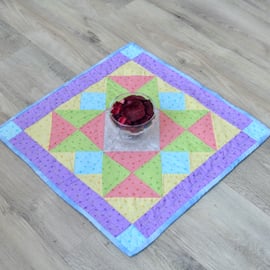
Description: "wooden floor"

(1, 0), (270, 269)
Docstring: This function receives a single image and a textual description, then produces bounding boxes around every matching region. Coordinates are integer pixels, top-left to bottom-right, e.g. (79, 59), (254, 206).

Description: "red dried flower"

(110, 95), (154, 131)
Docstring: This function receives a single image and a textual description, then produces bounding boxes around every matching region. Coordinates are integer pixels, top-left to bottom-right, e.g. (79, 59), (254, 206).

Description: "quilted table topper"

(1, 43), (269, 256)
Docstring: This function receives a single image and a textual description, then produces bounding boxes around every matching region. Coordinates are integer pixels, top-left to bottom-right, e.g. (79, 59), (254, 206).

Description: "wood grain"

(0, 0), (270, 269)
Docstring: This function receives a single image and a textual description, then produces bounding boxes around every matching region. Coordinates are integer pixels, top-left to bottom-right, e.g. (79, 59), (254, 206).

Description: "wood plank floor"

(0, 0), (270, 269)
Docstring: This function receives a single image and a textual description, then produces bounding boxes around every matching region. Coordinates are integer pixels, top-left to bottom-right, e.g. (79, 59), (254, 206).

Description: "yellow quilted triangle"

(51, 152), (75, 172)
(189, 152), (215, 172)
(25, 113), (52, 150)
(77, 174), (102, 196)
(109, 61), (153, 76)
(211, 113), (240, 149)
(185, 95), (208, 110)
(84, 77), (107, 92)
(163, 174), (187, 195)
(57, 94), (81, 110)
(157, 78), (181, 93)
(105, 198), (160, 223)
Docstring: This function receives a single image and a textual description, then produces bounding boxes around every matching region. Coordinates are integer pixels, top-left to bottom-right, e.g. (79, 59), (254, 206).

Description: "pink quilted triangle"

(48, 112), (76, 150)
(109, 75), (154, 92)
(105, 173), (160, 198)
(160, 111), (185, 149)
(188, 112), (217, 149)
(80, 112), (105, 149)
(106, 151), (158, 172)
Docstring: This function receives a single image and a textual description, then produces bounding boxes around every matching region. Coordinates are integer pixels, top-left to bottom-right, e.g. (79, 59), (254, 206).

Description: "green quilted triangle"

(163, 110), (208, 128)
(55, 110), (103, 128)
(164, 131), (214, 152)
(106, 78), (128, 108)
(102, 154), (130, 196)
(137, 77), (160, 108)
(51, 131), (99, 152)
(134, 154), (162, 195)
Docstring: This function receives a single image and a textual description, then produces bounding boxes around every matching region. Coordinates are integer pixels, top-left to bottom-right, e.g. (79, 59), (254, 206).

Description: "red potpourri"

(110, 95), (154, 130)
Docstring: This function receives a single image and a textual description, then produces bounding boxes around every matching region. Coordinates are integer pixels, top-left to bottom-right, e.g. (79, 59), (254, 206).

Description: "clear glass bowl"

(109, 93), (156, 137)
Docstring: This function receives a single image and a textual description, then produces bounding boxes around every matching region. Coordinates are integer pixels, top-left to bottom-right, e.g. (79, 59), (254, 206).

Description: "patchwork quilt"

(0, 43), (269, 256)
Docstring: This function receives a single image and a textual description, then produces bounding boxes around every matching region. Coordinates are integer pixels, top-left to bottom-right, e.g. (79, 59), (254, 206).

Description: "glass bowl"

(109, 93), (156, 137)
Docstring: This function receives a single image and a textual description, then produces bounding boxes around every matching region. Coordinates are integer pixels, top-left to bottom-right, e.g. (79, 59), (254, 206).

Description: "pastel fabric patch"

(159, 92), (185, 110)
(0, 43), (269, 256)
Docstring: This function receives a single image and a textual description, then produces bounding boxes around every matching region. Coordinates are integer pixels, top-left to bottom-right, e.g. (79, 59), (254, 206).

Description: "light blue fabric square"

(116, 225), (147, 254)
(161, 151), (190, 174)
(0, 121), (22, 140)
(80, 93), (106, 110)
(75, 151), (103, 174)
(121, 44), (144, 59)
(244, 120), (270, 141)
(159, 92), (185, 110)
